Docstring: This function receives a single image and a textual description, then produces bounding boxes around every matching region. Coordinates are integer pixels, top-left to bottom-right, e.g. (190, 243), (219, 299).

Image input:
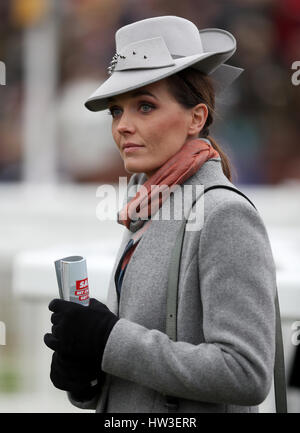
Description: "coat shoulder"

(202, 185), (258, 221)
(185, 158), (257, 222)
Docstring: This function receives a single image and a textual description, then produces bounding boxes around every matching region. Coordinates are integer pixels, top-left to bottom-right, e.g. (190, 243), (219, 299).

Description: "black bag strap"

(164, 185), (287, 413)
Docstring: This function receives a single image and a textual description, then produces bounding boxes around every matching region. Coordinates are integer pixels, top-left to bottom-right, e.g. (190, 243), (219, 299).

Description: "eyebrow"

(108, 90), (158, 104)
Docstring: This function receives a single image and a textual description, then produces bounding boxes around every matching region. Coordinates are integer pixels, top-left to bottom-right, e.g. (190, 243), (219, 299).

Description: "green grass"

(0, 367), (20, 394)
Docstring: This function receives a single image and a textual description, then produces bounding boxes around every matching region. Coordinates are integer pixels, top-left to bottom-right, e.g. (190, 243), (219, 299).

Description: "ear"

(188, 103), (208, 136)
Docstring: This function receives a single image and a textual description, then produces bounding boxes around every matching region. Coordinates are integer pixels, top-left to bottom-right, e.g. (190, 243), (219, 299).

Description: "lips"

(122, 142), (144, 150)
(122, 143), (145, 154)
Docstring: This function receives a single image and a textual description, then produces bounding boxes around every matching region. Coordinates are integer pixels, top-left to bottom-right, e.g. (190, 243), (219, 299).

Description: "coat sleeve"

(101, 200), (277, 406)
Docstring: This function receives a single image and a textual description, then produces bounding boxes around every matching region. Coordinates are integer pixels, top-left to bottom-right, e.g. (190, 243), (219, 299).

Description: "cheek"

(112, 127), (121, 149)
(150, 112), (188, 149)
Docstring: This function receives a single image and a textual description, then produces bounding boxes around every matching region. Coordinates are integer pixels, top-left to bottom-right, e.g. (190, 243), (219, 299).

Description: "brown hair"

(165, 67), (235, 182)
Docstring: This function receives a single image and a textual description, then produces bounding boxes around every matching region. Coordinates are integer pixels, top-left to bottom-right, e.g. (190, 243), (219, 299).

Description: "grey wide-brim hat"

(85, 15), (244, 112)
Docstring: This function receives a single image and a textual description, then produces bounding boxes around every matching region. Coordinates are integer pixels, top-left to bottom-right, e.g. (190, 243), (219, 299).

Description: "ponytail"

(206, 135), (235, 183)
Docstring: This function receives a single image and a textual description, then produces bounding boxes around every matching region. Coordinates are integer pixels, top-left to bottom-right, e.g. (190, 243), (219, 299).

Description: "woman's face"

(107, 79), (207, 178)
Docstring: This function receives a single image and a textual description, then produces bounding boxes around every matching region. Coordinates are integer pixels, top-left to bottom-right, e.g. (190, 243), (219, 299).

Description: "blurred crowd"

(0, 0), (300, 184)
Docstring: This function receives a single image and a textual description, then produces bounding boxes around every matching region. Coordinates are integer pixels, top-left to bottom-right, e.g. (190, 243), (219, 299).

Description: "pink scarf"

(117, 138), (220, 232)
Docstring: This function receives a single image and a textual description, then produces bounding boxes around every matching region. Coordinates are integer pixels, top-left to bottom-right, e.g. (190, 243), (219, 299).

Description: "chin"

(125, 162), (148, 175)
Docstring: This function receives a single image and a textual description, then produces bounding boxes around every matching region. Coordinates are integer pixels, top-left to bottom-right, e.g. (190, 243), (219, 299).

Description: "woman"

(44, 16), (277, 413)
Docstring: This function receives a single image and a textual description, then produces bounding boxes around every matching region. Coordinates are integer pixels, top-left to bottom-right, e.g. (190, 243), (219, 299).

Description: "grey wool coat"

(68, 155), (277, 413)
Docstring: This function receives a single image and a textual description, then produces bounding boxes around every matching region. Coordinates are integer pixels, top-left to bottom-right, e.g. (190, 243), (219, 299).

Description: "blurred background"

(0, 0), (300, 412)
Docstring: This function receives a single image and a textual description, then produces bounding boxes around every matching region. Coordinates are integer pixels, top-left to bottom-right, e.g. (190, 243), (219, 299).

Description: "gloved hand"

(289, 344), (300, 388)
(44, 298), (119, 365)
(50, 351), (104, 402)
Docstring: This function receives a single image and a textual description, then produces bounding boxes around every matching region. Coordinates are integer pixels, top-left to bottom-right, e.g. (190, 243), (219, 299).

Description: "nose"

(116, 110), (135, 135)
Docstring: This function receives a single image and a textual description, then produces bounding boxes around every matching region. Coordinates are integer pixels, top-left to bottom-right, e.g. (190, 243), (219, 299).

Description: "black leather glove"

(50, 351), (104, 402)
(44, 298), (119, 365)
(289, 344), (300, 388)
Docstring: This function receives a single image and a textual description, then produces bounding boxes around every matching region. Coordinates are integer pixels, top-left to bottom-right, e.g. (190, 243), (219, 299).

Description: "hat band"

(108, 36), (197, 75)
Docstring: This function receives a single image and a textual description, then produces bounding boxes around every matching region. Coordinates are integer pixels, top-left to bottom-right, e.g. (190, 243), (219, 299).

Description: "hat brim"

(85, 28), (242, 112)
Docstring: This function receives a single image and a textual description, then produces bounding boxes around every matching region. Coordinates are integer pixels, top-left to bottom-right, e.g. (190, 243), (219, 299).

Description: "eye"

(140, 102), (155, 113)
(107, 106), (122, 118)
